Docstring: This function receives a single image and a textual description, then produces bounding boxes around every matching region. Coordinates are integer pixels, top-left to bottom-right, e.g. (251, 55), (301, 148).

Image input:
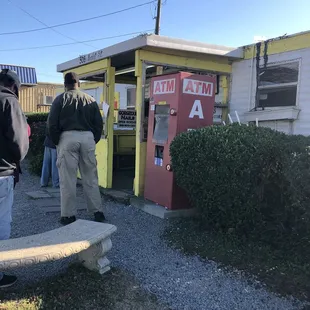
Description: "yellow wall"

(243, 31), (310, 59)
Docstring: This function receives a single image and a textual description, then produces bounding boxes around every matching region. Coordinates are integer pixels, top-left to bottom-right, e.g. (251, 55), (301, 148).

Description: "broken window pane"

(259, 62), (299, 86)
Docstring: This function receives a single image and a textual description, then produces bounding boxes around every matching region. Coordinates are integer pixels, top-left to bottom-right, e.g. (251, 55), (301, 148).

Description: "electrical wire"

(7, 0), (97, 49)
(0, 30), (153, 52)
(2, 0), (155, 36)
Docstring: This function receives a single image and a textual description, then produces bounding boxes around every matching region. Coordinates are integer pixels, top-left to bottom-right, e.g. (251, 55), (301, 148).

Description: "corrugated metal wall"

(19, 83), (62, 113)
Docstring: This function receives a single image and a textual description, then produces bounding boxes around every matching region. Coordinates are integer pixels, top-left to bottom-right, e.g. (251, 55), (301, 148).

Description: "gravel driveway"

(8, 164), (305, 310)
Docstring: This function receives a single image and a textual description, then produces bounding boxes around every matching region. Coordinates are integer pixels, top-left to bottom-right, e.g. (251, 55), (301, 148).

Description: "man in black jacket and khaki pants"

(48, 72), (105, 225)
(0, 69), (29, 288)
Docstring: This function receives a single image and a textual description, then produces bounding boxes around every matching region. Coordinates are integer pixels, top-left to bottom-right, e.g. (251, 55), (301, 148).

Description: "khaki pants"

(57, 131), (102, 217)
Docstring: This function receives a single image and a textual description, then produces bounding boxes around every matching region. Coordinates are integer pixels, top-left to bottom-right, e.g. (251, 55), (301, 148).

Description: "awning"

(0, 64), (37, 86)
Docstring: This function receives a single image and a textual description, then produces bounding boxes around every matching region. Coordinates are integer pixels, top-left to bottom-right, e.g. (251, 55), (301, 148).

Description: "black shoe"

(0, 274), (17, 288)
(94, 212), (106, 222)
(60, 216), (76, 225)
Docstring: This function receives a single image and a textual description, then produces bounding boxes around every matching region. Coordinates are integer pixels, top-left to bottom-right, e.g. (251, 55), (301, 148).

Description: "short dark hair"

(64, 72), (79, 85)
(0, 73), (15, 88)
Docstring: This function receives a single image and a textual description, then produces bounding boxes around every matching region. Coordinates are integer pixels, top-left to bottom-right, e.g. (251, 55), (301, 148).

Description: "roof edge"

(57, 34), (149, 72)
(146, 34), (243, 58)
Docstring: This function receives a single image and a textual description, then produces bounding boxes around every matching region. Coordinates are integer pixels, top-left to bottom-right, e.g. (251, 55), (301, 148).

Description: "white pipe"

(228, 114), (233, 124)
(248, 44), (256, 111)
(256, 118), (259, 127)
(235, 111), (241, 125)
(222, 121), (226, 126)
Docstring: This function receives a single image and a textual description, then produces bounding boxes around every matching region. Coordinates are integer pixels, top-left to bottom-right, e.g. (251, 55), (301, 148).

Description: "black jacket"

(44, 125), (56, 149)
(0, 86), (29, 177)
(47, 89), (103, 145)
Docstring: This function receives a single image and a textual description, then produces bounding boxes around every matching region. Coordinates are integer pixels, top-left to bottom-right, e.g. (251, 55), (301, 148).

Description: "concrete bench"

(0, 220), (117, 275)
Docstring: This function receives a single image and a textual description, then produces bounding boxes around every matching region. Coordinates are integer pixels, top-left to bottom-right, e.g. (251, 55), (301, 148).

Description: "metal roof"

(0, 64), (37, 86)
(57, 34), (243, 73)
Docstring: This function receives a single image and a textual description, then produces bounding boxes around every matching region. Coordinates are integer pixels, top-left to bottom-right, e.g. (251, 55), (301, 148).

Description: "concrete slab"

(33, 197), (87, 213)
(26, 191), (51, 199)
(130, 197), (197, 219)
(100, 188), (133, 205)
(44, 188), (60, 194)
(50, 192), (61, 198)
(33, 198), (60, 208)
(44, 203), (87, 214)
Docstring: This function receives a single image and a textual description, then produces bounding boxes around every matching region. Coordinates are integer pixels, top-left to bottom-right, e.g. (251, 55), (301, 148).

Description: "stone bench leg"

(78, 238), (113, 274)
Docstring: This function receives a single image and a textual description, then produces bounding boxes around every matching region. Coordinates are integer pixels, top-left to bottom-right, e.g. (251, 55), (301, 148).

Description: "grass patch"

(163, 219), (310, 302)
(0, 265), (168, 310)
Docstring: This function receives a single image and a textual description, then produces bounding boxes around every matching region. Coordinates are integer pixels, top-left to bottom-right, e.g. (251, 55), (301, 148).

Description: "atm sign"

(153, 78), (176, 95)
(183, 78), (213, 97)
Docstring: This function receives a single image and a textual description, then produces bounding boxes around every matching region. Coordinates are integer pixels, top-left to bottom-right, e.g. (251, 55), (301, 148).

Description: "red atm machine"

(144, 72), (216, 210)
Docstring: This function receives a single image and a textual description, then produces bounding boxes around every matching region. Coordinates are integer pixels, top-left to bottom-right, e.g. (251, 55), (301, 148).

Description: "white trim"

(296, 58), (302, 108)
(258, 82), (298, 90)
(244, 107), (300, 122)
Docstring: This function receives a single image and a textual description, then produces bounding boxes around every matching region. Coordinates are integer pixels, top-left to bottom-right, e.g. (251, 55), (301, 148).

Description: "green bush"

(170, 124), (310, 257)
(27, 115), (47, 175)
(26, 112), (49, 124)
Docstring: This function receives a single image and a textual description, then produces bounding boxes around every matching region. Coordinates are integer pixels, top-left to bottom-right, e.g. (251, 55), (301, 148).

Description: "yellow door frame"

(63, 58), (115, 189)
(134, 51), (147, 196)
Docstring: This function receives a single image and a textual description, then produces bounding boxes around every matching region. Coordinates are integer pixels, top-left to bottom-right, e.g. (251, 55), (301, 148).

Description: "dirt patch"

(0, 265), (169, 310)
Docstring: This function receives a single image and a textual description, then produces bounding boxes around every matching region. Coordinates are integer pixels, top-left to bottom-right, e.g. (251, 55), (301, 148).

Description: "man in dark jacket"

(0, 69), (29, 287)
(47, 72), (104, 225)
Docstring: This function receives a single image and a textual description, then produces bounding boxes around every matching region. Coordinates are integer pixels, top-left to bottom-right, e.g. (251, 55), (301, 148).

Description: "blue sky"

(1, 0), (309, 83)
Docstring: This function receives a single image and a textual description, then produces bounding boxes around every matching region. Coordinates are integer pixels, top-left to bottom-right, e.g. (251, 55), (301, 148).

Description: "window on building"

(43, 95), (54, 105)
(257, 61), (299, 108)
(127, 87), (136, 109)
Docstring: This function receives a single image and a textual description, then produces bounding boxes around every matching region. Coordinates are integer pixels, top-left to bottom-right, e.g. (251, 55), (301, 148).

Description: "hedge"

(26, 112), (49, 124)
(26, 113), (49, 175)
(170, 124), (310, 258)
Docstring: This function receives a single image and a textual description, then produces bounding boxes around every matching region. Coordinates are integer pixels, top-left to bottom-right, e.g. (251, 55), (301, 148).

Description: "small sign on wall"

(118, 109), (137, 128)
(213, 106), (223, 124)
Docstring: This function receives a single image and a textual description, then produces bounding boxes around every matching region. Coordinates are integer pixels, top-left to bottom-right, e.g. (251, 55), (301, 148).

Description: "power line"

(0, 30), (153, 52)
(2, 1), (155, 36)
(7, 0), (96, 49)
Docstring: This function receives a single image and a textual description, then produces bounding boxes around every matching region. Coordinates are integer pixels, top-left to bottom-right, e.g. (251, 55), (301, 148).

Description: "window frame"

(126, 87), (136, 109)
(43, 95), (54, 106)
(256, 59), (301, 108)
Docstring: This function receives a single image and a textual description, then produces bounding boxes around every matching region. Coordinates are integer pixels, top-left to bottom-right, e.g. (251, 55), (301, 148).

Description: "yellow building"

(20, 82), (62, 113)
(0, 64), (63, 113)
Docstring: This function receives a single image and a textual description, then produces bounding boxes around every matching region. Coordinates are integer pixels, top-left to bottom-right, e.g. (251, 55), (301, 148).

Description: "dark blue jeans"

(40, 147), (59, 188)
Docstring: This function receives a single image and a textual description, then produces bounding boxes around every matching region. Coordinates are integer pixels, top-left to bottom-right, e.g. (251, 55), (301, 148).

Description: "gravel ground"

(8, 164), (305, 310)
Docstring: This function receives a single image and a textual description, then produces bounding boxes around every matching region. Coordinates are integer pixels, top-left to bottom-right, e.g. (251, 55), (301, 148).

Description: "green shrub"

(170, 124), (310, 258)
(27, 119), (47, 175)
(26, 112), (49, 124)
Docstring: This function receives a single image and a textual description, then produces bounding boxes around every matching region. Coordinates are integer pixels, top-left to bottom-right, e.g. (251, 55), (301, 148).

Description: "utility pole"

(155, 0), (161, 35)
(155, 0), (163, 75)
